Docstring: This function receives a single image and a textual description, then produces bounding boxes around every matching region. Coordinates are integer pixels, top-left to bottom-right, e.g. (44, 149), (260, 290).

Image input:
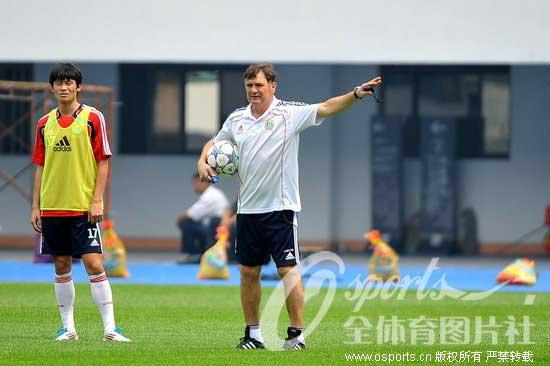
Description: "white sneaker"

(55, 327), (78, 341)
(103, 327), (131, 342)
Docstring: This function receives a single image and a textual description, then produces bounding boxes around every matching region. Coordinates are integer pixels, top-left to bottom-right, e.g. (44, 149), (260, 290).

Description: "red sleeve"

(31, 117), (48, 166)
(88, 109), (112, 162)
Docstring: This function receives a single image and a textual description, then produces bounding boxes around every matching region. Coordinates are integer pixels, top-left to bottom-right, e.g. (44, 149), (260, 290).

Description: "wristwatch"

(353, 86), (364, 100)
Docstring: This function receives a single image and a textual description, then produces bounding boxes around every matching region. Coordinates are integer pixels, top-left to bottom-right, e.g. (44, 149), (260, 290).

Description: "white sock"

(249, 324), (264, 343)
(54, 272), (75, 332)
(89, 272), (115, 334)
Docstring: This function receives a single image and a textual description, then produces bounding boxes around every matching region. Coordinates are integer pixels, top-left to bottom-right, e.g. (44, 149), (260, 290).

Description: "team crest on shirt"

(71, 124), (82, 135)
(265, 119), (274, 130)
(237, 124), (244, 134)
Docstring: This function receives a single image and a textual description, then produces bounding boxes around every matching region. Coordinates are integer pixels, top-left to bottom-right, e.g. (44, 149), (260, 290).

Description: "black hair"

(49, 63), (83, 87)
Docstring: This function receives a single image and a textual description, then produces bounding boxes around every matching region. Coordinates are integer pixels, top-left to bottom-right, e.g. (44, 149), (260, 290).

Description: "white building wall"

(1, 0), (549, 63)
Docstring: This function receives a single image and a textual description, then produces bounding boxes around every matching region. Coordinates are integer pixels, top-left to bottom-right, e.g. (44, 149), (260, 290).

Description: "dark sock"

(287, 327), (302, 339)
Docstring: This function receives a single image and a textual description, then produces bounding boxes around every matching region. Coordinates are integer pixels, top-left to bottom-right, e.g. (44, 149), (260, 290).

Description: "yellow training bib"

(40, 107), (99, 211)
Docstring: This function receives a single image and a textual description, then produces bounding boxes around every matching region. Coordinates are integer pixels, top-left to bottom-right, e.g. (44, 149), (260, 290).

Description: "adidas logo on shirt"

(53, 136), (72, 152)
(285, 251), (295, 260)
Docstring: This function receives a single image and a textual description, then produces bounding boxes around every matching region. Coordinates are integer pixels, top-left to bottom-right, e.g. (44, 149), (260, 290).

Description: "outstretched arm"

(317, 76), (382, 119)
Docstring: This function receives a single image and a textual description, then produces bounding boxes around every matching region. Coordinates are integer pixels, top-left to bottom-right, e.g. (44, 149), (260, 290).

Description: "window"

(151, 70), (183, 153)
(119, 64), (247, 154)
(380, 66), (511, 158)
(482, 73), (510, 155)
(0, 63), (34, 154)
(154, 71), (182, 135)
(184, 71), (220, 152)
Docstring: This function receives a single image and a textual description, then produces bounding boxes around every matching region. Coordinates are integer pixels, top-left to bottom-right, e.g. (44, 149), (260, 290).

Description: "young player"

(197, 63), (381, 349)
(30, 63), (130, 342)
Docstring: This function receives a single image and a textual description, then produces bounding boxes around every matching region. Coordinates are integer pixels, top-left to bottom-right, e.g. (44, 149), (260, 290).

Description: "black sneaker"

(283, 327), (306, 350)
(236, 326), (265, 349)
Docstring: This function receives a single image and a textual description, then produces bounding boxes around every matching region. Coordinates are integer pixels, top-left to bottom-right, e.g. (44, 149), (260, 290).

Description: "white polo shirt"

(187, 185), (229, 225)
(213, 97), (323, 214)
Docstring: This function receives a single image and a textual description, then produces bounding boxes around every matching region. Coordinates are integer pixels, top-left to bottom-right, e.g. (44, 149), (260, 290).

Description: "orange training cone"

(496, 258), (537, 286)
(101, 220), (130, 278)
(364, 230), (400, 282)
(197, 226), (230, 280)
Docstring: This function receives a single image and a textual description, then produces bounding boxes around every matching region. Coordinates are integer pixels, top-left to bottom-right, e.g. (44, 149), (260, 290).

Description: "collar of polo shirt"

(244, 97), (280, 121)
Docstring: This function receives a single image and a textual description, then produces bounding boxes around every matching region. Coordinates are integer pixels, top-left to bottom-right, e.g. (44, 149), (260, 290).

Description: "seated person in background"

(176, 173), (229, 263)
(220, 201), (238, 263)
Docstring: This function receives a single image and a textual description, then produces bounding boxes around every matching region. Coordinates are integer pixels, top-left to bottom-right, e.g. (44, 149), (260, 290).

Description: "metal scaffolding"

(0, 80), (115, 217)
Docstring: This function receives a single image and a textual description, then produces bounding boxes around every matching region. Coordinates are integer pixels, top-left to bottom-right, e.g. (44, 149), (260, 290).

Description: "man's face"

(52, 79), (81, 104)
(244, 71), (276, 108)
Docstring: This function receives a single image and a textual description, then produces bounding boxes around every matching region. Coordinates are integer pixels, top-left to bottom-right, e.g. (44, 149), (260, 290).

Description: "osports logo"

(53, 136), (72, 152)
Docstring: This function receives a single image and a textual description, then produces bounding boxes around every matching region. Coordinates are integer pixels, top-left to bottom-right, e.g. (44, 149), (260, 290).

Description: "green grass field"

(0, 283), (548, 365)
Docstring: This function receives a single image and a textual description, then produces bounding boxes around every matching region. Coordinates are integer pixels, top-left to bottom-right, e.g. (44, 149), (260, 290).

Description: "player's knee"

(53, 256), (72, 274)
(277, 265), (299, 279)
(55, 264), (72, 275)
(86, 263), (105, 275)
(82, 258), (104, 275)
(240, 265), (260, 281)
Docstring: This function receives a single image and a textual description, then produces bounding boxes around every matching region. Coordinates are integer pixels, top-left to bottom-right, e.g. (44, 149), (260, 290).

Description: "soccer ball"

(207, 140), (239, 176)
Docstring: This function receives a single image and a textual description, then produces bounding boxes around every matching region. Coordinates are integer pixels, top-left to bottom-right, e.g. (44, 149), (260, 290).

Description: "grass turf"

(0, 283), (547, 365)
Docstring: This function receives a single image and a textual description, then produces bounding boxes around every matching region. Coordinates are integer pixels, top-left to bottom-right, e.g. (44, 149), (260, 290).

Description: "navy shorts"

(40, 216), (103, 259)
(236, 210), (300, 268)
